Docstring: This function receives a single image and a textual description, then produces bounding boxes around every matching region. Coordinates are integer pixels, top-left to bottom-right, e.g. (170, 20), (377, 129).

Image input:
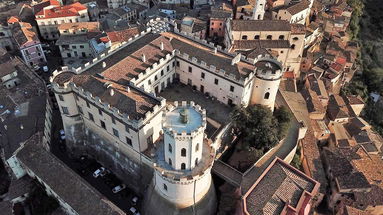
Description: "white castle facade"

(50, 20), (284, 214)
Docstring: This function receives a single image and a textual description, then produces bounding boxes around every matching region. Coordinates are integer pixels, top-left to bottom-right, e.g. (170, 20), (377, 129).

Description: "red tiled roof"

(283, 71), (295, 79)
(330, 62), (343, 72)
(36, 2), (87, 19)
(33, 0), (61, 14)
(336, 57), (347, 65)
(7, 16), (20, 24)
(106, 28), (140, 43)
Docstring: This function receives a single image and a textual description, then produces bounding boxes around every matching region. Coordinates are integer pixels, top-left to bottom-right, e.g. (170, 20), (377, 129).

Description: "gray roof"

(210, 9), (232, 19)
(16, 134), (126, 215)
(231, 20), (291, 31)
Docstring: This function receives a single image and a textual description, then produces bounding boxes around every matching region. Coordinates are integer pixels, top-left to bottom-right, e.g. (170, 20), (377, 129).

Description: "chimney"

(160, 42), (164, 51)
(142, 54), (146, 63)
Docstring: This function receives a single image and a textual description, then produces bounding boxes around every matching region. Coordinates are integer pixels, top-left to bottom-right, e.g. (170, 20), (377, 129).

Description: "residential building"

(234, 0), (266, 20)
(209, 9), (232, 38)
(238, 157), (320, 215)
(224, 19), (306, 77)
(11, 21), (46, 67)
(56, 22), (110, 59)
(179, 17), (207, 40)
(271, 0), (311, 24)
(327, 95), (350, 123)
(35, 2), (90, 40)
(0, 24), (14, 51)
(344, 95), (364, 116)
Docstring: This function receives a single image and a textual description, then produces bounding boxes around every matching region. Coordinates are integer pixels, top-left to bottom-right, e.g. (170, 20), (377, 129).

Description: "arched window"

(264, 92), (270, 99)
(242, 35), (248, 40)
(293, 37), (299, 41)
(168, 158), (172, 166)
(195, 143), (199, 152)
(279, 35), (285, 40)
(181, 148), (186, 157)
(195, 158), (199, 166)
(168, 144), (172, 153)
(267, 35), (272, 40)
(254, 35), (260, 39)
(181, 163), (186, 170)
(257, 14), (261, 19)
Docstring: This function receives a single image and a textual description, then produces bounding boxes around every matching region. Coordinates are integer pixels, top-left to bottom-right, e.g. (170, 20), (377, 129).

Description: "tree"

(274, 106), (292, 140)
(231, 105), (280, 151)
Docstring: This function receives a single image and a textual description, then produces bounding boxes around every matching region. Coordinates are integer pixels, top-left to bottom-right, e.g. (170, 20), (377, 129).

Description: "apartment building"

(224, 19), (306, 76)
(11, 22), (46, 67)
(0, 24), (15, 51)
(209, 9), (232, 38)
(35, 2), (90, 40)
(55, 22), (108, 59)
(271, 0), (311, 24)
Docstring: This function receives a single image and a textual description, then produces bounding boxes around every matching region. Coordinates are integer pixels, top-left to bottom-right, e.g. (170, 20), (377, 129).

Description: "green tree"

(231, 105), (280, 151)
(274, 106), (292, 140)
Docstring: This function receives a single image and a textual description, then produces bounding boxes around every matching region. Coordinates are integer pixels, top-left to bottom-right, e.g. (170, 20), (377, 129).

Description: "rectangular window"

(188, 66), (192, 73)
(78, 106), (83, 114)
(80, 45), (84, 48)
(125, 124), (130, 133)
(58, 95), (64, 101)
(147, 135), (153, 145)
(113, 128), (119, 137)
(172, 61), (175, 67)
(100, 120), (106, 129)
(176, 61), (180, 67)
(230, 86), (234, 92)
(167, 65), (170, 71)
(75, 95), (79, 101)
(98, 109), (103, 116)
(126, 137), (132, 146)
(214, 78), (218, 85)
(88, 112), (94, 121)
(86, 101), (90, 108)
(201, 72), (205, 79)
(112, 117), (116, 124)
(62, 106), (69, 114)
(72, 45), (76, 49)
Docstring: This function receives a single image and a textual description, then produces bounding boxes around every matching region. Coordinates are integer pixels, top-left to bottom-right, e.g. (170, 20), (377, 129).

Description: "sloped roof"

(35, 2), (87, 19)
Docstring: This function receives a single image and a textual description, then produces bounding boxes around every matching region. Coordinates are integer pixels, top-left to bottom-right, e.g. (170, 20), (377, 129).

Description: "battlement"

(254, 57), (284, 80)
(162, 101), (206, 138)
(130, 50), (176, 85)
(50, 71), (166, 128)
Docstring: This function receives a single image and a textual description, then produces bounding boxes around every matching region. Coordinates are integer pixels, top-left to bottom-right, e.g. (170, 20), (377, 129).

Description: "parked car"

(59, 129), (65, 140)
(131, 196), (138, 205)
(129, 207), (140, 215)
(100, 169), (110, 177)
(112, 184), (126, 193)
(93, 167), (106, 178)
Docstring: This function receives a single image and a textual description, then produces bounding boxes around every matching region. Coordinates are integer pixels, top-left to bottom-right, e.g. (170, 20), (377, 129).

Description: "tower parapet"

(152, 101), (215, 208)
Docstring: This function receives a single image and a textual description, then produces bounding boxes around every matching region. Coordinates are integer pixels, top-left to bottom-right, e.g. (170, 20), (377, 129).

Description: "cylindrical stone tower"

(250, 56), (283, 111)
(145, 101), (216, 214)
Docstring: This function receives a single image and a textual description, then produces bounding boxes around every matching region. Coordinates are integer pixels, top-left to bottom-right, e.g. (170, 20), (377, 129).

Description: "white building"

(35, 2), (90, 40)
(153, 101), (215, 207)
(252, 0), (266, 20)
(271, 0), (311, 24)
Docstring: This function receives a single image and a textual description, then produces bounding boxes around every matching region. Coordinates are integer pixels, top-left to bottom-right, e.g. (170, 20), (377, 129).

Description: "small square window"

(58, 95), (64, 101)
(88, 112), (94, 121)
(62, 106), (69, 114)
(188, 66), (192, 73)
(126, 137), (132, 145)
(113, 128), (119, 137)
(100, 120), (106, 129)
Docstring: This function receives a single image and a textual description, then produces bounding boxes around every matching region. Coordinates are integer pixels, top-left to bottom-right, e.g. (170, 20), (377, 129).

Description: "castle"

(50, 20), (284, 214)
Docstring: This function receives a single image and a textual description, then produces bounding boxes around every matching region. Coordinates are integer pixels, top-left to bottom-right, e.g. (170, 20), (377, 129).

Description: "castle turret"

(144, 101), (216, 215)
(250, 56), (283, 111)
